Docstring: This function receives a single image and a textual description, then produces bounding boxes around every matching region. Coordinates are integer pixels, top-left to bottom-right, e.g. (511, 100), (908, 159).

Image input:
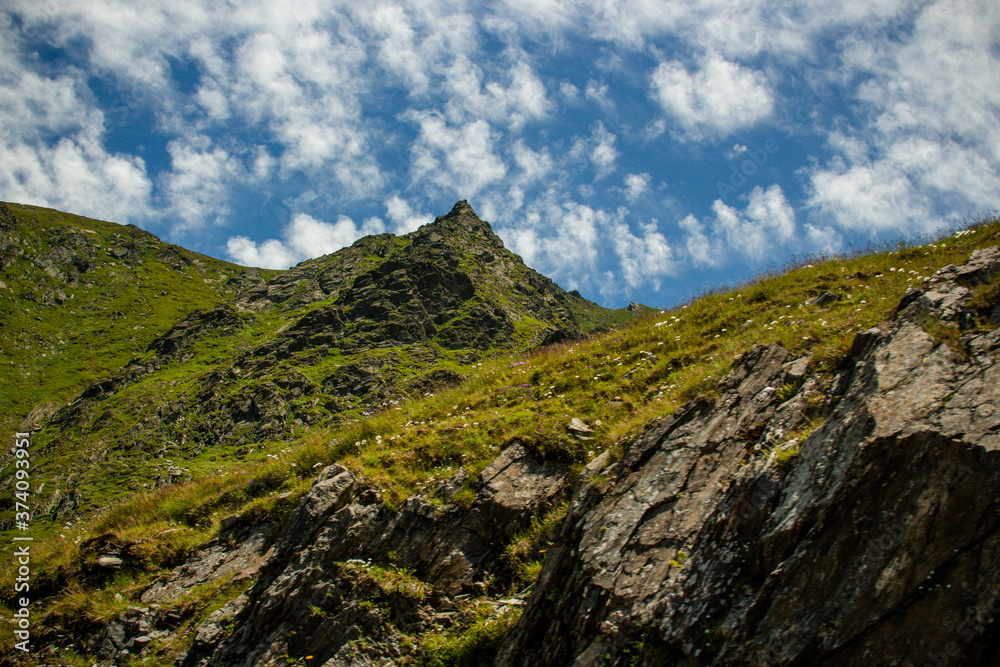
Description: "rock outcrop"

(161, 246), (1000, 667)
(179, 444), (571, 666)
(498, 247), (1000, 665)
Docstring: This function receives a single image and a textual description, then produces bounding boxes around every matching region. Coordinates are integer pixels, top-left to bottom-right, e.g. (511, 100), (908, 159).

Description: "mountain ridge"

(0, 199), (637, 528)
(1, 203), (998, 666)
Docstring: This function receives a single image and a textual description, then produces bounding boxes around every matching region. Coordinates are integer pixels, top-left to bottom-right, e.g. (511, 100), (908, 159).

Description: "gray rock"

(96, 556), (123, 569)
(808, 290), (841, 306)
(130, 635), (152, 651)
(568, 417), (594, 440)
(497, 246), (1000, 666)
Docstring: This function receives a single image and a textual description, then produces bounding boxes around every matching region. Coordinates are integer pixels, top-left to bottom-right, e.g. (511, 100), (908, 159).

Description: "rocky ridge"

(67, 246), (1000, 666)
(3, 201), (631, 528)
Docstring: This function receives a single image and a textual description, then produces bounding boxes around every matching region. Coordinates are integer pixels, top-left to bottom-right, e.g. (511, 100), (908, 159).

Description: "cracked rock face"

(180, 444), (571, 667)
(497, 248), (1000, 666)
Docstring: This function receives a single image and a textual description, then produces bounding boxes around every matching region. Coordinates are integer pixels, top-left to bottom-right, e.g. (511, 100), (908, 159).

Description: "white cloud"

(744, 183), (795, 241)
(385, 195), (431, 234)
(0, 130), (152, 224)
(442, 58), (553, 130)
(712, 185), (795, 261)
(559, 81), (579, 100)
(286, 213), (384, 257)
(679, 185), (796, 266)
(6, 0), (998, 309)
(504, 226), (541, 268)
(408, 113), (507, 196)
(808, 161), (930, 234)
(590, 122), (618, 178)
(805, 223), (842, 254)
(503, 194), (608, 288)
(226, 235), (297, 270)
(161, 137), (243, 233)
(679, 214), (716, 267)
(584, 80), (612, 110)
(353, 3), (478, 96)
(230, 28), (376, 182)
(0, 36), (151, 222)
(807, 0), (1000, 236)
(726, 144), (748, 159)
(651, 53), (773, 138)
(623, 173), (649, 202)
(612, 220), (675, 289)
(226, 212), (385, 269)
(511, 140), (554, 186)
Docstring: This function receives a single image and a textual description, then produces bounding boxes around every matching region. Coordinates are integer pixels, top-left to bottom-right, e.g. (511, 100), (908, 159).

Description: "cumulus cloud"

(650, 53), (773, 138)
(726, 144), (749, 159)
(0, 36), (151, 222)
(584, 80), (612, 110)
(385, 195), (432, 234)
(612, 220), (675, 289)
(807, 0), (1000, 235)
(589, 122), (619, 178)
(503, 194), (609, 288)
(623, 173), (649, 202)
(5, 0), (998, 310)
(805, 223), (843, 254)
(678, 214), (715, 267)
(511, 140), (554, 186)
(162, 137), (243, 233)
(680, 185), (796, 265)
(443, 58), (553, 130)
(808, 161), (929, 234)
(408, 112), (507, 196)
(0, 129), (152, 224)
(226, 212), (385, 269)
(712, 185), (795, 260)
(225, 236), (297, 270)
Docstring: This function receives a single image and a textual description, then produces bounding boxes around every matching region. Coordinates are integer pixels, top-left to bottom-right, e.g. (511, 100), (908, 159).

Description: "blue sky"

(2, 1), (998, 308)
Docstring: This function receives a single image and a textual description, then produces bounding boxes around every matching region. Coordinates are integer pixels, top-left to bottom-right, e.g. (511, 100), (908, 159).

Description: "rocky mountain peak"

(416, 199), (504, 252)
(447, 199), (476, 217)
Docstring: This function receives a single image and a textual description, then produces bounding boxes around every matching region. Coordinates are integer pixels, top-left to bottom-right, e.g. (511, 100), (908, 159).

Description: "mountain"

(1, 203), (999, 667)
(0, 202), (269, 437)
(0, 200), (635, 526)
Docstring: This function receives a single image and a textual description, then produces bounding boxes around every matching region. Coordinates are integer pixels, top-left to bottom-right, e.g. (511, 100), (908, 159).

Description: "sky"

(1, 0), (998, 309)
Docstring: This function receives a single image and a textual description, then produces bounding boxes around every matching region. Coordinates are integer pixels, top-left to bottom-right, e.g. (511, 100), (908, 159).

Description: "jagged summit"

(446, 199), (475, 217)
(415, 199), (503, 251)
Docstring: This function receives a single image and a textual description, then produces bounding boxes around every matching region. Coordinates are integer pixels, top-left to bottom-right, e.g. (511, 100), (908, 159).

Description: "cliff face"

(89, 248), (1000, 666)
(500, 249), (1000, 666)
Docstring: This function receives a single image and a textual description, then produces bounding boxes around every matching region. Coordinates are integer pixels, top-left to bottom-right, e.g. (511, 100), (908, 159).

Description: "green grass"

(0, 202), (271, 435)
(3, 211), (999, 664)
(23, 214), (1000, 528)
(408, 605), (523, 667)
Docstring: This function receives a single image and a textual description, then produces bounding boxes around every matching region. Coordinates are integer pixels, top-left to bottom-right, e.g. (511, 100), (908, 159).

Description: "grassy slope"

(3, 207), (635, 533)
(3, 214), (1000, 665)
(0, 203), (275, 435)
